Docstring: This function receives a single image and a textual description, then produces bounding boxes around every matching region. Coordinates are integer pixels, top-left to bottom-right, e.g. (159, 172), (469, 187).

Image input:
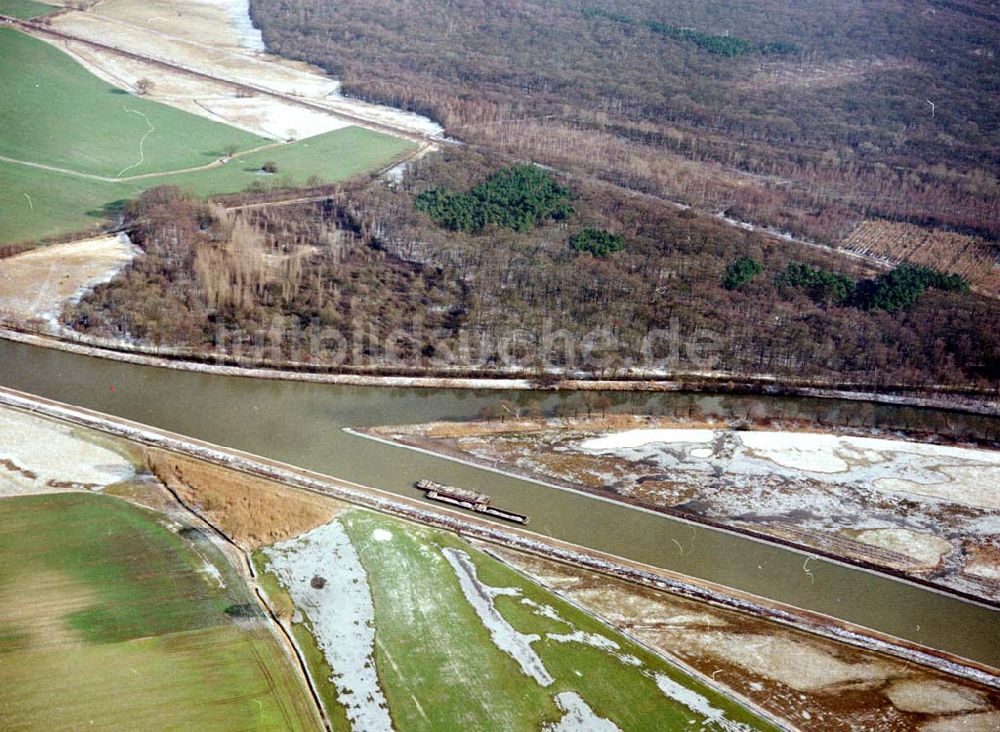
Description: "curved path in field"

(0, 139), (287, 183)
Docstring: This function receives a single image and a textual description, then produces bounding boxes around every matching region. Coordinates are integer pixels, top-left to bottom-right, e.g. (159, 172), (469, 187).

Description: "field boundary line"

(1, 137), (290, 183)
(149, 458), (334, 732)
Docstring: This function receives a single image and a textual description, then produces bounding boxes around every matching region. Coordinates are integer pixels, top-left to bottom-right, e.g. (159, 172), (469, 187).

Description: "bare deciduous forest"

(249, 0), (1000, 250)
(63, 1), (1000, 392)
(67, 162), (1000, 389)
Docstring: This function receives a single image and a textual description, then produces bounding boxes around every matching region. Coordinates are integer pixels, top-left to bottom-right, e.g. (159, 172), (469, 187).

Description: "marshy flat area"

(367, 415), (1000, 604)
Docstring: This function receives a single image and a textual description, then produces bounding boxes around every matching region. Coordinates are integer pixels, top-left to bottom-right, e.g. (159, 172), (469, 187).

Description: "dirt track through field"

(0, 139), (286, 182)
(115, 106), (154, 176)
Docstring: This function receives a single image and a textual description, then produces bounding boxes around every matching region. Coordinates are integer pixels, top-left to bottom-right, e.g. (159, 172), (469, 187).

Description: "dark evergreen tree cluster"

(778, 262), (970, 313)
(570, 228), (624, 257)
(777, 262), (857, 305)
(583, 7), (794, 57)
(854, 264), (971, 314)
(646, 21), (756, 56)
(759, 40), (799, 56)
(414, 165), (573, 233)
(722, 256), (764, 290)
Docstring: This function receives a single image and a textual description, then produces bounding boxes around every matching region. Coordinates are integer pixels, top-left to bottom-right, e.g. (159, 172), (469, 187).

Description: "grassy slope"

(0, 0), (56, 19)
(0, 127), (413, 243)
(0, 492), (320, 731)
(0, 160), (135, 242)
(0, 28), (266, 177)
(0, 29), (414, 244)
(265, 509), (774, 731)
(153, 126), (414, 195)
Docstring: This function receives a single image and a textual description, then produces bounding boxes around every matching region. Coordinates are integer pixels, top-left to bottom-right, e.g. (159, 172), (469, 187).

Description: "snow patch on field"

(520, 597), (566, 623)
(876, 465), (1000, 510)
(193, 96), (351, 140)
(263, 520), (394, 731)
(653, 674), (754, 732)
(544, 692), (621, 732)
(738, 431), (847, 473)
(201, 561), (225, 588)
(659, 630), (897, 692)
(573, 428), (1000, 508)
(442, 547), (554, 686)
(580, 429), (715, 450)
(0, 233), (136, 332)
(372, 528), (393, 542)
(0, 406), (134, 496)
(885, 679), (987, 714)
(546, 630), (642, 667)
(854, 528), (952, 567)
(218, 0), (265, 51)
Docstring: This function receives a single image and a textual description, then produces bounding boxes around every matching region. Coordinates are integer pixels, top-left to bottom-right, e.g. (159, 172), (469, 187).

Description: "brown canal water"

(1, 338), (998, 666)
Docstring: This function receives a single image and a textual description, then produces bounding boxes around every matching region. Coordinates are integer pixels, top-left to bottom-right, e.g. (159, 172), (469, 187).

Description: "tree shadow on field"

(179, 527), (211, 542)
(109, 88), (129, 95)
(86, 199), (130, 221)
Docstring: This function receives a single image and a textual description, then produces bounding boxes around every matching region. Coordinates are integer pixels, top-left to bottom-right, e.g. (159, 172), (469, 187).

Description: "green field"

(1, 127), (414, 243)
(0, 0), (56, 19)
(260, 510), (775, 731)
(0, 492), (320, 730)
(1, 28), (266, 178)
(0, 28), (415, 244)
(0, 160), (135, 243)
(152, 126), (414, 196)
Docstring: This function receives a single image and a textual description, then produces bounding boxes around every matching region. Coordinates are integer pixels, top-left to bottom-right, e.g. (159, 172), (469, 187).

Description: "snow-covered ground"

(580, 429), (715, 451)
(218, 0), (266, 51)
(0, 233), (136, 333)
(654, 674), (755, 732)
(852, 528), (953, 568)
(547, 630), (642, 667)
(263, 520), (394, 732)
(0, 406), (135, 496)
(574, 428), (1000, 589)
(193, 96), (352, 140)
(49, 0), (445, 139)
(578, 429), (1000, 507)
(442, 547), (554, 686)
(544, 692), (621, 732)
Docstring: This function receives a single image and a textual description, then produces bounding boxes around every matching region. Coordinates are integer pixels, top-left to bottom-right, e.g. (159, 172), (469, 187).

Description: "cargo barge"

(415, 479), (530, 524)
